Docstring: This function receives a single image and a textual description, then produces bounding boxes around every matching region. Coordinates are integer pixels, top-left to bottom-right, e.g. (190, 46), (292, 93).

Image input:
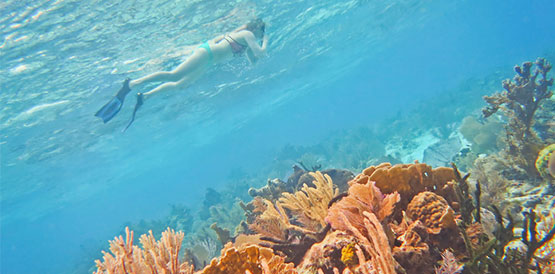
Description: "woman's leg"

(129, 49), (210, 89)
(142, 65), (207, 99)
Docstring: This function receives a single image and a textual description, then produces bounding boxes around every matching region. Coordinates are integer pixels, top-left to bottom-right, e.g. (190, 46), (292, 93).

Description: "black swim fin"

(95, 78), (132, 123)
(122, 92), (144, 133)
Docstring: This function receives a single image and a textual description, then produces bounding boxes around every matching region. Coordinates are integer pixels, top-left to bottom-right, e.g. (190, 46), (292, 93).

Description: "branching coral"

(94, 227), (194, 274)
(279, 171), (339, 232)
(326, 181), (399, 235)
(482, 58), (553, 178)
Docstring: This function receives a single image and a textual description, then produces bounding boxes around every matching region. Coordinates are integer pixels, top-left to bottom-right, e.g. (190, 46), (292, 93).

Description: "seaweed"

(451, 163), (475, 225)
(457, 201), (555, 273)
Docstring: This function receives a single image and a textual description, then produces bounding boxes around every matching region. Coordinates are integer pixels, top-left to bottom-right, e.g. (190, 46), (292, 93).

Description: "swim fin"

(95, 78), (132, 123)
(122, 92), (144, 133)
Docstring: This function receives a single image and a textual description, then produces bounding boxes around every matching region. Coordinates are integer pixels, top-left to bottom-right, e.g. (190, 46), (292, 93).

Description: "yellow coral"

(535, 144), (555, 178)
(94, 227), (193, 274)
(341, 242), (358, 267)
(406, 191), (457, 234)
(279, 171), (338, 232)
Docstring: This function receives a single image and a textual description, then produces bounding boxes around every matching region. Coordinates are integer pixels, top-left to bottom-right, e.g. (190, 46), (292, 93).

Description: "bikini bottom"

(198, 41), (214, 64)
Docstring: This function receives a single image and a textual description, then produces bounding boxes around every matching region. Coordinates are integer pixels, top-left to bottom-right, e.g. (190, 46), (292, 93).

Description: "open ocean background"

(1, 0), (554, 273)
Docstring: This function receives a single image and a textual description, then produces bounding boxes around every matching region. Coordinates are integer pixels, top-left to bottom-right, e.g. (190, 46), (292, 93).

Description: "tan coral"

(249, 198), (292, 240)
(406, 191), (457, 234)
(247, 172), (338, 242)
(353, 162), (455, 207)
(94, 227), (194, 274)
(279, 171), (339, 232)
(201, 243), (297, 274)
(326, 181), (400, 236)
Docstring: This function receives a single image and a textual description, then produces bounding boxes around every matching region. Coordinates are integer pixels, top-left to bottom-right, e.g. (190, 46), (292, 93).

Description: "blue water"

(1, 0), (554, 273)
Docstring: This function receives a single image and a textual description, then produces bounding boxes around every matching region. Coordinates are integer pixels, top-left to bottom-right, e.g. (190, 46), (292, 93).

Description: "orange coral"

(326, 181), (399, 235)
(406, 191), (457, 234)
(201, 244), (296, 274)
(340, 211), (397, 274)
(354, 162), (455, 203)
(94, 227), (193, 274)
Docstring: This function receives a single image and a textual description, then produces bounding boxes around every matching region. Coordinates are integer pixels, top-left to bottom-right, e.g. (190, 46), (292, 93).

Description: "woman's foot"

(136, 92), (144, 107)
(122, 93), (144, 133)
(115, 78), (132, 101)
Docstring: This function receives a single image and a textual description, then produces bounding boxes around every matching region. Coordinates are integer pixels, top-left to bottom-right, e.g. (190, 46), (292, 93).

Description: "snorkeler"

(95, 18), (268, 131)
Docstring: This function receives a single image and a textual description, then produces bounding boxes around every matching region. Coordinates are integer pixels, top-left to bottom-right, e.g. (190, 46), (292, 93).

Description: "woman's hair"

(246, 18), (265, 34)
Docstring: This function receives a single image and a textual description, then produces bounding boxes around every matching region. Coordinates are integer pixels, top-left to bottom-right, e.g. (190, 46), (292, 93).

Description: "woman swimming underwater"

(95, 18), (268, 131)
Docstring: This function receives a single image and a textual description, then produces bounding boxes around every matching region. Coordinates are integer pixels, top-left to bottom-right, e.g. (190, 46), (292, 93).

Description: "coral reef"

(90, 58), (555, 274)
(94, 160), (555, 274)
(94, 227), (194, 274)
(482, 58), (553, 178)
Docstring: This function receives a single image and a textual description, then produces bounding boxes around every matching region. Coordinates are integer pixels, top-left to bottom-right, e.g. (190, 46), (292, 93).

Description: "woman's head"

(246, 18), (265, 38)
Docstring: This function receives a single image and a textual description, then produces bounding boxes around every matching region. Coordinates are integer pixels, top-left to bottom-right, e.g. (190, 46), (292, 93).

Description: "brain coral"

(406, 191), (457, 234)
